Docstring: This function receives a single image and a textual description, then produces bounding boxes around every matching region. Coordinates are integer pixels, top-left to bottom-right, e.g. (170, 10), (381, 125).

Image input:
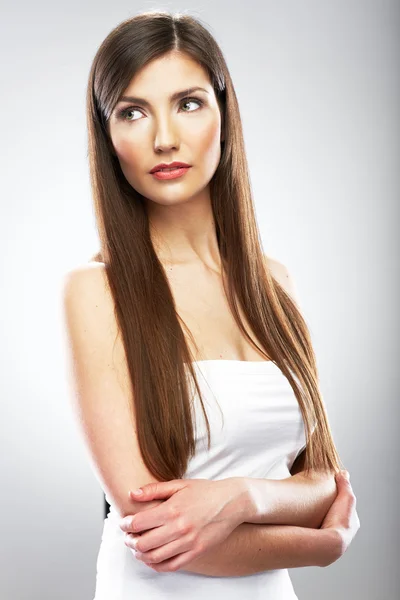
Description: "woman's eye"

(180, 98), (203, 112)
(117, 97), (203, 122)
(119, 107), (141, 122)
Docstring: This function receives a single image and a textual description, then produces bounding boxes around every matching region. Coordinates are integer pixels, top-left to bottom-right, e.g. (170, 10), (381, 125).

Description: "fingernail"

(131, 489), (143, 495)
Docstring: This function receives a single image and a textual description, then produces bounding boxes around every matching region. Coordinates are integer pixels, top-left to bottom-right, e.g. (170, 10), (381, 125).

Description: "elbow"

(304, 473), (338, 530)
(105, 489), (164, 520)
(312, 471), (338, 500)
(314, 478), (339, 530)
(320, 529), (345, 567)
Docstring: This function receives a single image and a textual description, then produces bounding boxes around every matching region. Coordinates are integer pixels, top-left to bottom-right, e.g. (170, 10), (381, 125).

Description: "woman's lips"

(151, 166), (192, 180)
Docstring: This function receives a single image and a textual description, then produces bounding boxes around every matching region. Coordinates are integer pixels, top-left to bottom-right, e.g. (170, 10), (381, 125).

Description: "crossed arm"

(179, 465), (339, 576)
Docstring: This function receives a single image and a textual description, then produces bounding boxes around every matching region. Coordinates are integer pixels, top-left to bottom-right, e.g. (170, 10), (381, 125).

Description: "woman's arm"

(125, 473), (338, 575)
(180, 521), (340, 576)
(176, 473), (340, 576)
(243, 471), (338, 529)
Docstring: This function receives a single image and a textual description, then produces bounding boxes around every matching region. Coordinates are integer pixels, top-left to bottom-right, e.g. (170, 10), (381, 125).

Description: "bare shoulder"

(62, 261), (112, 314)
(61, 260), (121, 365)
(63, 260), (108, 288)
(263, 254), (301, 308)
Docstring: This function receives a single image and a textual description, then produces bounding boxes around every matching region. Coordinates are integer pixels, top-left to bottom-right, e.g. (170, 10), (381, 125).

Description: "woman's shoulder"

(263, 253), (301, 308)
(62, 259), (111, 316)
(63, 259), (106, 282)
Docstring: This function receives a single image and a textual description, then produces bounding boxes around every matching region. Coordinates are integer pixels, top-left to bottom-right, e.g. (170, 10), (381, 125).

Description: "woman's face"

(107, 51), (224, 207)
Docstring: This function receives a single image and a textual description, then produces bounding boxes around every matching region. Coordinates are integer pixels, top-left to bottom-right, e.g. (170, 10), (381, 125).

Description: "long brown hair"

(86, 10), (343, 481)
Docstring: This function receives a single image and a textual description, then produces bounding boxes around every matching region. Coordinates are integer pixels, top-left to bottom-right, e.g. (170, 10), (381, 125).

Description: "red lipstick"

(149, 161), (192, 180)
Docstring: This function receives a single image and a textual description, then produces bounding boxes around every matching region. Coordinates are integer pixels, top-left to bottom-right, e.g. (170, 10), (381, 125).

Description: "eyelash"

(116, 96), (204, 122)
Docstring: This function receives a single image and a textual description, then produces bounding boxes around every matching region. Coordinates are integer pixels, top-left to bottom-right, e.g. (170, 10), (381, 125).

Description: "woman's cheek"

(197, 124), (222, 170)
(115, 134), (142, 164)
(112, 136), (145, 182)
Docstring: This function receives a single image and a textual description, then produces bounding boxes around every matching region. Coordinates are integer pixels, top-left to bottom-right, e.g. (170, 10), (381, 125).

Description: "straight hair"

(86, 10), (343, 481)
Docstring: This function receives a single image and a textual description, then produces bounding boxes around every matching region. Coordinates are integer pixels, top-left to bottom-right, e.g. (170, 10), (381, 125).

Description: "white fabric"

(93, 359), (310, 599)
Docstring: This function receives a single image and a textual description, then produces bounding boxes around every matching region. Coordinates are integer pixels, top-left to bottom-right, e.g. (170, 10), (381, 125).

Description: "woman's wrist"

(223, 477), (257, 526)
(233, 477), (260, 524)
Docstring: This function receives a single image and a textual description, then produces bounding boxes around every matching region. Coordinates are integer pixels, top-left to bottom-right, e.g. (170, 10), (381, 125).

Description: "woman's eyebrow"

(117, 86), (209, 107)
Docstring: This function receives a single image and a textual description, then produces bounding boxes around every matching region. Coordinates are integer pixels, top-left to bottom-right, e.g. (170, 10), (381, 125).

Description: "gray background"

(1, 1), (398, 598)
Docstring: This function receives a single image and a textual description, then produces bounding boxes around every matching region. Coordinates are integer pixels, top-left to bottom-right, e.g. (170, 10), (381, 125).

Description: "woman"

(62, 10), (360, 599)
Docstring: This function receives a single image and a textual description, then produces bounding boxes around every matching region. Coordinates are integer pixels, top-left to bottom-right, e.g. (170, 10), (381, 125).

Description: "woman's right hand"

(319, 470), (361, 566)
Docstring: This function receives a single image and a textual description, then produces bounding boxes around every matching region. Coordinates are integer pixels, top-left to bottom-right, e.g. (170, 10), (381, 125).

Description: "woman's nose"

(153, 121), (179, 153)
(154, 140), (179, 153)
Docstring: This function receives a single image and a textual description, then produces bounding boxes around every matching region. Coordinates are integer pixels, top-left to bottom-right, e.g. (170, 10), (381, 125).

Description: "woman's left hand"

(119, 477), (250, 572)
